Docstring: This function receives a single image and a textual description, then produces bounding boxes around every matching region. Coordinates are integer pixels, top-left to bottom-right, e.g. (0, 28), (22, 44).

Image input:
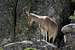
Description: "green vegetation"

(0, 47), (3, 50)
(24, 48), (37, 50)
(69, 16), (75, 20)
(72, 0), (75, 2)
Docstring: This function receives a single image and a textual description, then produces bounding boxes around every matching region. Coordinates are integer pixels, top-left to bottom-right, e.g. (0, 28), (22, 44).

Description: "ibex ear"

(50, 16), (56, 21)
(26, 11), (30, 16)
(52, 17), (56, 20)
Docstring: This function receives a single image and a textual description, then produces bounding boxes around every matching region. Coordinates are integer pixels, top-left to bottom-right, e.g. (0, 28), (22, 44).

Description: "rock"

(61, 23), (75, 50)
(3, 40), (57, 50)
(61, 23), (75, 33)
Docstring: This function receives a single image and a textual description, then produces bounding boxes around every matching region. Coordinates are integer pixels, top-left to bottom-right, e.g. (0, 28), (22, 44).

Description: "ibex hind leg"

(48, 35), (53, 43)
(52, 36), (56, 44)
(52, 32), (57, 44)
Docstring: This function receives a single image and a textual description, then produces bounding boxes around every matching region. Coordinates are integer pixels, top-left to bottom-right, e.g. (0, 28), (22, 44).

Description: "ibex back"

(27, 13), (58, 43)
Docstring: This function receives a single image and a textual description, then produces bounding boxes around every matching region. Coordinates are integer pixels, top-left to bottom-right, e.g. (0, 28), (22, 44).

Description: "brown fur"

(27, 13), (58, 43)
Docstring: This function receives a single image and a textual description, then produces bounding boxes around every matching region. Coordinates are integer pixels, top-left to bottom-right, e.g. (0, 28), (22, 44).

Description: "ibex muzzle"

(27, 12), (58, 43)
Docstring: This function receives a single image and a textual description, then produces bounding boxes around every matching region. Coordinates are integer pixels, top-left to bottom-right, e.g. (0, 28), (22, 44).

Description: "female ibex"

(26, 12), (58, 43)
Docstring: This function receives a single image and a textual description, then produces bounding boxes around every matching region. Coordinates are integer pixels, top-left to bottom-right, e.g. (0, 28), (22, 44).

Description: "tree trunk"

(0, 0), (17, 46)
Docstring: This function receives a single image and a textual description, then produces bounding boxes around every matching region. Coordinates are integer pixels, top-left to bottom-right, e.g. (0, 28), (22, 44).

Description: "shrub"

(24, 48), (37, 50)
